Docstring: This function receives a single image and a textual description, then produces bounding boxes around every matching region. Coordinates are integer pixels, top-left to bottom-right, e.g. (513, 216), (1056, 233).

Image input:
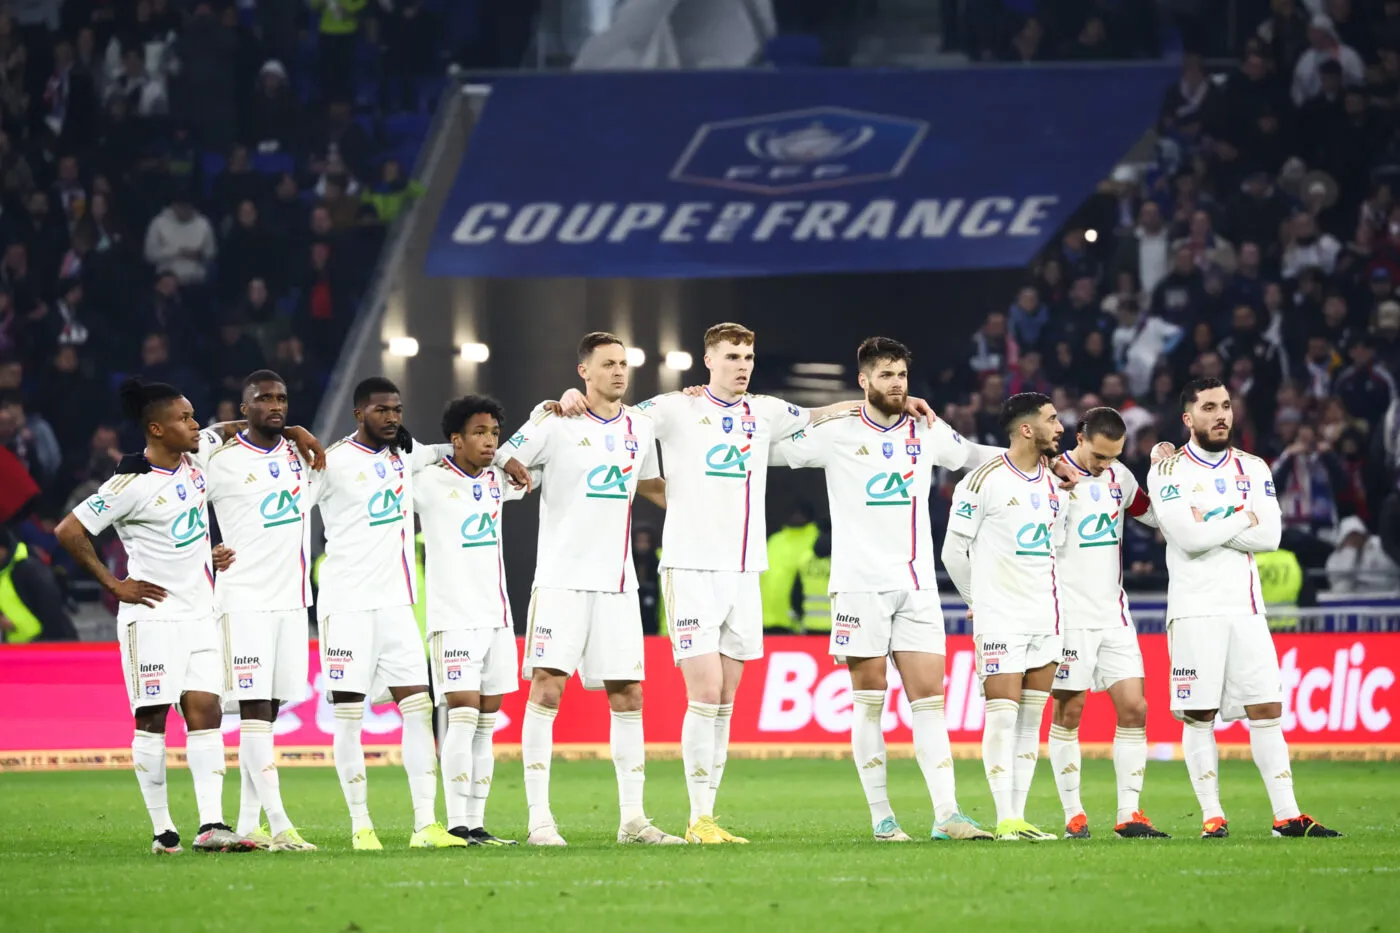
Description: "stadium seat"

(252, 151), (295, 177)
(765, 35), (822, 68)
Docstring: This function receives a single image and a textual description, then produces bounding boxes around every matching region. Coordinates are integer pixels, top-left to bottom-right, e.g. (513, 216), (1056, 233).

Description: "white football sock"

(710, 702), (733, 805)
(241, 719), (291, 836)
(236, 741), (261, 836)
(1182, 718), (1224, 822)
(982, 698), (1019, 825)
(522, 701), (557, 831)
(332, 702), (373, 832)
(1048, 723), (1083, 821)
(910, 695), (959, 823)
(611, 709), (647, 825)
(398, 693), (439, 832)
(132, 730), (173, 835)
(466, 712), (496, 830)
(443, 707), (479, 830)
(682, 701), (718, 823)
(1012, 690), (1049, 821)
(1249, 717), (1301, 821)
(184, 729), (227, 829)
(1113, 725), (1148, 824)
(851, 690), (894, 828)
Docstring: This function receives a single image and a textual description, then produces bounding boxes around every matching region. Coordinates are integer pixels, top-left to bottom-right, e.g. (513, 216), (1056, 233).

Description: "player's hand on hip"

(112, 578), (168, 608)
(286, 426), (327, 470)
(904, 395), (936, 426)
(212, 544), (236, 572)
(557, 389), (587, 416)
(1150, 441), (1176, 463)
(1047, 456), (1080, 489)
(502, 457), (533, 493)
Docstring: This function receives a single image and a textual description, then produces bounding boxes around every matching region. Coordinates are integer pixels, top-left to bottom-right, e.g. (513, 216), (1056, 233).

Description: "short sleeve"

(771, 425), (827, 469)
(759, 395), (809, 438)
(497, 403), (555, 470)
(73, 475), (141, 536)
(637, 433), (661, 481)
(947, 474), (984, 538)
(634, 393), (680, 438)
(193, 429), (224, 469)
(500, 467), (541, 502)
(926, 419), (971, 471)
(410, 442), (450, 474)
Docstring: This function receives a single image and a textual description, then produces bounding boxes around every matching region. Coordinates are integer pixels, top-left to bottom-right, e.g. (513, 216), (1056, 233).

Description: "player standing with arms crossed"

(772, 337), (996, 841)
(1151, 378), (1340, 838)
(943, 392), (1067, 842)
(1047, 407), (1169, 839)
(415, 395), (536, 846)
(316, 377), (468, 850)
(203, 370), (318, 851)
(498, 333), (681, 847)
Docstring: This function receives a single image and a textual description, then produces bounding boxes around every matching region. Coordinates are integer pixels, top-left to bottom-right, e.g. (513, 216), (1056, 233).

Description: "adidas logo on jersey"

(155, 496), (167, 506)
(578, 438), (591, 447)
(1193, 483), (1205, 492)
(448, 490), (460, 499)
(355, 472), (367, 482)
(698, 416), (712, 425)
(855, 446), (869, 456)
(1007, 497), (1019, 506)
(244, 473), (257, 484)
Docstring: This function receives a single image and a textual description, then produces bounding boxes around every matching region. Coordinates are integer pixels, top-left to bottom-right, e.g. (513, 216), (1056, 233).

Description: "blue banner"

(426, 67), (1171, 279)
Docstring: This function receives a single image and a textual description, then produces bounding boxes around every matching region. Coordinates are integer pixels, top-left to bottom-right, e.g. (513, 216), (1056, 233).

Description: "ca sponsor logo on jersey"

(1077, 511), (1119, 548)
(1200, 505), (1237, 522)
(367, 487), (405, 526)
(507, 432), (526, 448)
(460, 511), (500, 548)
(585, 463), (633, 499)
(86, 495), (110, 516)
(1014, 522), (1052, 556)
(704, 443), (751, 479)
(953, 500), (975, 519)
(259, 487), (302, 528)
(170, 506), (207, 548)
(865, 471), (914, 506)
(1160, 484), (1181, 500)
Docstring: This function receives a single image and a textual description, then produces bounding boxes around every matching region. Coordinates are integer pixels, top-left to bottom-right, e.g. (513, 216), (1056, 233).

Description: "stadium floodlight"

(1084, 229), (1099, 243)
(387, 337), (419, 357)
(460, 342), (490, 363)
(664, 351), (693, 372)
(626, 347), (646, 367)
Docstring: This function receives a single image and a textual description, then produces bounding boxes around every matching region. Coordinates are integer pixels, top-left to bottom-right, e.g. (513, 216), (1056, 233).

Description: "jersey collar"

(1061, 451), (1092, 476)
(1002, 452), (1044, 483)
(148, 459), (180, 476)
(1183, 440), (1230, 469)
(858, 406), (908, 433)
(584, 406), (623, 424)
(234, 431), (285, 455)
(703, 387), (743, 408)
(443, 457), (487, 480)
(346, 435), (385, 455)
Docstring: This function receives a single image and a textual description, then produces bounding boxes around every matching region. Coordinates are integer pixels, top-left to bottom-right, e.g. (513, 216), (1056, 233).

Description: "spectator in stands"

(219, 200), (281, 303)
(246, 59), (299, 153)
(1114, 200), (1171, 295)
(143, 191), (215, 286)
(1327, 514), (1400, 592)
(306, 97), (370, 180)
(269, 333), (321, 421)
(1151, 244), (1207, 327)
(1007, 286), (1050, 352)
(1008, 349), (1051, 396)
(1228, 172), (1293, 255)
(362, 158), (422, 225)
(1373, 299), (1400, 376)
(37, 344), (104, 461)
(0, 391), (61, 487)
(967, 309), (1015, 380)
(1113, 296), (1182, 395)
(107, 44), (167, 116)
(210, 145), (267, 227)
(168, 0), (237, 151)
(23, 187), (69, 289)
(972, 372), (1005, 445)
(33, 276), (93, 360)
(1174, 209), (1238, 274)
(1291, 14), (1365, 105)
(1334, 336), (1397, 423)
(0, 526), (78, 642)
(1219, 303), (1289, 395)
(1282, 211), (1343, 277)
(208, 314), (265, 399)
(311, 0), (367, 101)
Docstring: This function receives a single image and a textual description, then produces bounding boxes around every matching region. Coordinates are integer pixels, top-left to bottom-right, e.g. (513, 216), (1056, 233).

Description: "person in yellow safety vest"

(0, 532), (77, 642)
(762, 503), (818, 633)
(1256, 547), (1303, 631)
(796, 524), (833, 634)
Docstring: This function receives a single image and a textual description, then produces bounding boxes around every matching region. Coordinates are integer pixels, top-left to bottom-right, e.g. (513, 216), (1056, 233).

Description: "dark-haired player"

(772, 338), (996, 842)
(1047, 407), (1168, 840)
(55, 379), (255, 854)
(943, 392), (1067, 842)
(202, 370), (318, 851)
(1152, 378), (1339, 839)
(414, 395), (537, 846)
(315, 376), (478, 850)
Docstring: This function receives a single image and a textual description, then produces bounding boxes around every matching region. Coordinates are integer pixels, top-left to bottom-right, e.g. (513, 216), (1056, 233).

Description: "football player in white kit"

(497, 332), (682, 847)
(415, 395), (537, 846)
(316, 376), (475, 850)
(203, 370), (318, 852)
(771, 337), (995, 842)
(1152, 378), (1340, 839)
(943, 392), (1067, 842)
(56, 380), (258, 854)
(1047, 407), (1169, 840)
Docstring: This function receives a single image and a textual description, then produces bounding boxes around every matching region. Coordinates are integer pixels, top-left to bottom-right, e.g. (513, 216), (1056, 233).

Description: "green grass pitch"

(1, 759), (1396, 932)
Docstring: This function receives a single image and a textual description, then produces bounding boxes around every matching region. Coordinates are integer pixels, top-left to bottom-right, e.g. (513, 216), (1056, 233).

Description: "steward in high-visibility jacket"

(796, 529), (832, 634)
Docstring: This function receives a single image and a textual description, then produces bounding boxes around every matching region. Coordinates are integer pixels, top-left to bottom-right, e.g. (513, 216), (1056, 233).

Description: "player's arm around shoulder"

(495, 404), (555, 472)
(1118, 461), (1158, 528)
(771, 412), (839, 469)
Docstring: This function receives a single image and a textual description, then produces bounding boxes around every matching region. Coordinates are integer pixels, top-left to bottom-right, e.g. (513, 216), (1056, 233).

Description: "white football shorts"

(973, 628), (1063, 681)
(1168, 614), (1282, 721)
(119, 616), (224, 712)
(220, 610), (309, 703)
(430, 626), (519, 700)
(319, 605), (428, 696)
(663, 568), (764, 663)
(828, 589), (945, 664)
(1054, 625), (1145, 693)
(524, 588), (644, 683)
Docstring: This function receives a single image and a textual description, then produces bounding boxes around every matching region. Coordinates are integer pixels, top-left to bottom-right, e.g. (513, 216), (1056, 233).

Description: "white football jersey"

(772, 408), (976, 593)
(414, 457), (531, 632)
(1150, 442), (1282, 620)
(205, 432), (316, 612)
(947, 455), (1068, 635)
(635, 388), (808, 574)
(314, 436), (443, 616)
(74, 454), (215, 623)
(1055, 452), (1152, 631)
(497, 402), (659, 593)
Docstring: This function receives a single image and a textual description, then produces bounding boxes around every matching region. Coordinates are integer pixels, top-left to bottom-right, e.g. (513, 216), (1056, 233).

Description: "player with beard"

(944, 392), (1068, 842)
(1151, 378), (1340, 839)
(771, 338), (997, 841)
